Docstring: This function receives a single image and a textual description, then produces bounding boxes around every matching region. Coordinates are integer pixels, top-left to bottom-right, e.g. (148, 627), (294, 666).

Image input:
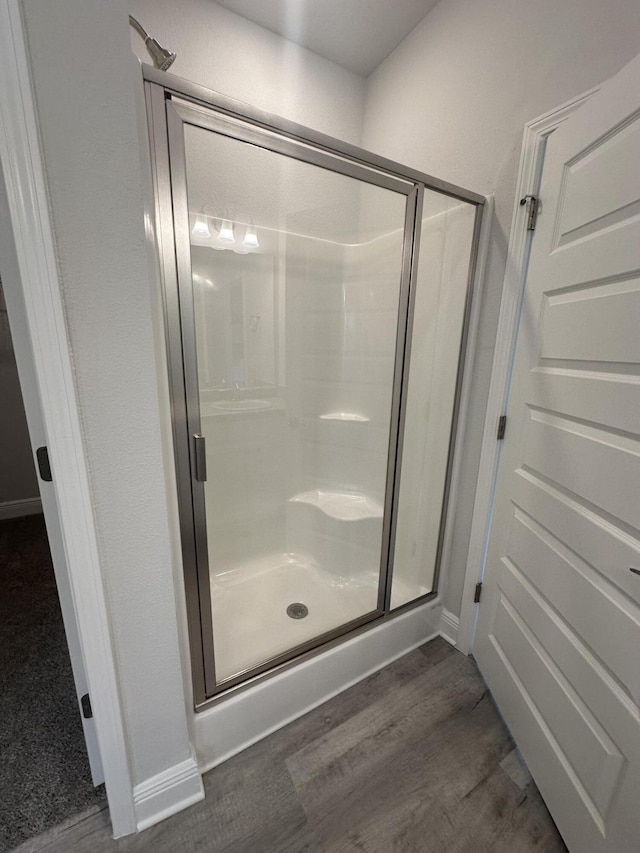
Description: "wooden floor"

(13, 639), (567, 853)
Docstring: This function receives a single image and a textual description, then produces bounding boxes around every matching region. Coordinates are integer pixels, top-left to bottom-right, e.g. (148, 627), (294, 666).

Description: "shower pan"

(145, 69), (484, 708)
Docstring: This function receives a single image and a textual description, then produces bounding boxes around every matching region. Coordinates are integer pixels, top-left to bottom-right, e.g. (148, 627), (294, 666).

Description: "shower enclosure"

(145, 70), (484, 707)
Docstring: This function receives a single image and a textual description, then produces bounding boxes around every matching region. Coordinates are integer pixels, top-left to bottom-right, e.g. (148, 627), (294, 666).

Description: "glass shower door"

(167, 100), (414, 693)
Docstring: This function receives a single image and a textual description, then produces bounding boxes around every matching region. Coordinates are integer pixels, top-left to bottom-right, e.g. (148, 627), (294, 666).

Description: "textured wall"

(362, 0), (640, 617)
(21, 0), (193, 784)
(129, 0), (366, 145)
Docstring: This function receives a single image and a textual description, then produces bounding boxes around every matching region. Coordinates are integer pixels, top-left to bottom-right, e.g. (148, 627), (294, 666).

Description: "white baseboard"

(133, 756), (203, 832)
(439, 608), (460, 647)
(0, 497), (42, 520)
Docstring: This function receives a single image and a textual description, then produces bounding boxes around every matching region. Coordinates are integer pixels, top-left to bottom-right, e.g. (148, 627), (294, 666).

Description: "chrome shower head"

(129, 16), (176, 71)
(144, 37), (176, 71)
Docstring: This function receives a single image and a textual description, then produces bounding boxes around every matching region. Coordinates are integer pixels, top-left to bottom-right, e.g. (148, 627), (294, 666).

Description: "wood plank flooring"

(12, 639), (567, 853)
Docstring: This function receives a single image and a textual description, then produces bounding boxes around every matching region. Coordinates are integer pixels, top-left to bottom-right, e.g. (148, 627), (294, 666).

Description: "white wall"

(21, 0), (193, 789)
(362, 0), (640, 616)
(129, 0), (366, 146)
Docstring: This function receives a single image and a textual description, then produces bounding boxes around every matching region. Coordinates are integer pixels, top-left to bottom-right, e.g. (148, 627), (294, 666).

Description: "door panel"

(540, 278), (640, 363)
(555, 117), (640, 246)
(506, 507), (639, 702)
(168, 100), (412, 691)
(522, 408), (640, 531)
(491, 592), (624, 817)
(474, 52), (640, 852)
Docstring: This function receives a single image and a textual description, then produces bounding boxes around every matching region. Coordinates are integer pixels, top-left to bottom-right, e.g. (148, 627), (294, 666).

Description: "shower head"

(129, 15), (176, 71)
(144, 37), (176, 71)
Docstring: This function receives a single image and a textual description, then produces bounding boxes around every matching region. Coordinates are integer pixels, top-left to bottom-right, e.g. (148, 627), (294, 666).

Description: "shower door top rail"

(142, 64), (486, 208)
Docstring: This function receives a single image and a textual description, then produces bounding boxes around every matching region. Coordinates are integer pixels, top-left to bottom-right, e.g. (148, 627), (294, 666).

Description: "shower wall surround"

(145, 68), (484, 716)
(195, 201), (475, 615)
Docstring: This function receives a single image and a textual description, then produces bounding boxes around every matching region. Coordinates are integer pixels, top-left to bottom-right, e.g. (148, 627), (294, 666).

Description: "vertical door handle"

(193, 434), (207, 482)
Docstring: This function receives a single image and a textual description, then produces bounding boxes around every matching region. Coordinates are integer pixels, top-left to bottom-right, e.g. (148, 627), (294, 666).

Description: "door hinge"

(497, 415), (507, 440)
(520, 194), (539, 231)
(36, 446), (52, 481)
(81, 693), (93, 719)
(474, 582), (483, 604)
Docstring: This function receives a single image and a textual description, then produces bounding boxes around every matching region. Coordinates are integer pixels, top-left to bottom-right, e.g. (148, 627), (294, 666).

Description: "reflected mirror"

(192, 247), (277, 390)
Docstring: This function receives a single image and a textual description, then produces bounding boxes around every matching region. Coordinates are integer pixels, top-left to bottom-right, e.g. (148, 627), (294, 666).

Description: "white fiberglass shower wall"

(146, 71), (482, 707)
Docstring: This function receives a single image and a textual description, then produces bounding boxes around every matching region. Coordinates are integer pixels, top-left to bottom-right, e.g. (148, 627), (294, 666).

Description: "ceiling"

(215, 0), (440, 77)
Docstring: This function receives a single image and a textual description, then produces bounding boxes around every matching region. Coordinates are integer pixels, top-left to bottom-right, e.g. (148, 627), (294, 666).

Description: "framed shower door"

(145, 72), (485, 707)
(164, 95), (416, 699)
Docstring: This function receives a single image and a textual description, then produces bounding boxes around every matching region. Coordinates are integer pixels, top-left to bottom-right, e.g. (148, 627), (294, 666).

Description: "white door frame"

(457, 86), (599, 655)
(0, 0), (135, 836)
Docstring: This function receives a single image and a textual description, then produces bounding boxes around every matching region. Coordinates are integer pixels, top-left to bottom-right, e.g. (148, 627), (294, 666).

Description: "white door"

(0, 176), (104, 786)
(474, 54), (640, 853)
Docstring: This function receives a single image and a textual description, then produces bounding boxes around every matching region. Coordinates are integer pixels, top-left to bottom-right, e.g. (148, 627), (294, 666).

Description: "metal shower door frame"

(144, 66), (485, 709)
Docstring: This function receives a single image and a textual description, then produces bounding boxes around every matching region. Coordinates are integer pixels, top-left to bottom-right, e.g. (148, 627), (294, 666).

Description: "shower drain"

(287, 602), (309, 619)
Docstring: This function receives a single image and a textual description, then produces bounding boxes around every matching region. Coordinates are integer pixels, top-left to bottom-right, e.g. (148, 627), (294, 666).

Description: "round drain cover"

(287, 602), (309, 619)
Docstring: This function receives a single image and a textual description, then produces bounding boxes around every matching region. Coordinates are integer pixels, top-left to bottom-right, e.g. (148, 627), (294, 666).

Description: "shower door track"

(143, 64), (486, 709)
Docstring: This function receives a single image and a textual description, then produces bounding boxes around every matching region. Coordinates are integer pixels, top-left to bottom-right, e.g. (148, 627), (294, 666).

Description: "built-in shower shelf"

(319, 412), (370, 423)
(288, 489), (383, 521)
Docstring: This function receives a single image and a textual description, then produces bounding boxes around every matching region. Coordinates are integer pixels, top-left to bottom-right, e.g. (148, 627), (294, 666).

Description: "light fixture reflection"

(218, 219), (235, 243)
(192, 272), (218, 290)
(191, 209), (260, 252)
(242, 224), (260, 249)
(192, 215), (211, 238)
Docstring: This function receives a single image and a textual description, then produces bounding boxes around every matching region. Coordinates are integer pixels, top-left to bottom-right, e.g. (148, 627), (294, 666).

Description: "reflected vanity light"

(191, 210), (261, 253)
(218, 219), (235, 243)
(242, 224), (260, 249)
(192, 271), (218, 290)
(192, 214), (211, 238)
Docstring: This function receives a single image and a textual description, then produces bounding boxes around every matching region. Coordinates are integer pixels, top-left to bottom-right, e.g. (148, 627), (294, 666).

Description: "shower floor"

(210, 553), (421, 684)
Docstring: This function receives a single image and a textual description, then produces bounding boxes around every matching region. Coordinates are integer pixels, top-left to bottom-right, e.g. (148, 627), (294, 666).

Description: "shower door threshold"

(199, 592), (438, 708)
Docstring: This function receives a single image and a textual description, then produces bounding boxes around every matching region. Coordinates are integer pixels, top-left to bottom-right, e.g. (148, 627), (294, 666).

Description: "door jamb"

(457, 86), (599, 655)
(0, 0), (136, 835)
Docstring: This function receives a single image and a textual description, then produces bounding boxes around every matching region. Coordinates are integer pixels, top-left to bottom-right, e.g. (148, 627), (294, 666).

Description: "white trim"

(134, 756), (204, 832)
(438, 608), (460, 647)
(195, 599), (442, 772)
(457, 87), (599, 655)
(0, 497), (42, 519)
(0, 0), (135, 836)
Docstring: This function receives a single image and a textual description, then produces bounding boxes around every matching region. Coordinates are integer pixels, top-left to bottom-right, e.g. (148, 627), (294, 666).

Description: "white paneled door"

(474, 54), (640, 853)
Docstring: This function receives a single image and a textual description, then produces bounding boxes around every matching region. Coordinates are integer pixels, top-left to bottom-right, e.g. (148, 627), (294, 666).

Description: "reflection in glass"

(183, 124), (407, 684)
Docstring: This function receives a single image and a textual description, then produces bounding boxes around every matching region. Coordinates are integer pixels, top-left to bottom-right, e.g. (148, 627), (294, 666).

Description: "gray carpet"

(0, 514), (105, 851)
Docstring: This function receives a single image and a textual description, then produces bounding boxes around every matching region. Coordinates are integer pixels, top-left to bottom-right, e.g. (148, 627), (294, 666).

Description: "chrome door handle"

(193, 434), (207, 482)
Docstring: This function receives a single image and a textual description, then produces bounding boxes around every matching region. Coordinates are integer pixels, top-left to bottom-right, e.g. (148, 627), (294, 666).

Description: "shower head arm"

(128, 15), (176, 71)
